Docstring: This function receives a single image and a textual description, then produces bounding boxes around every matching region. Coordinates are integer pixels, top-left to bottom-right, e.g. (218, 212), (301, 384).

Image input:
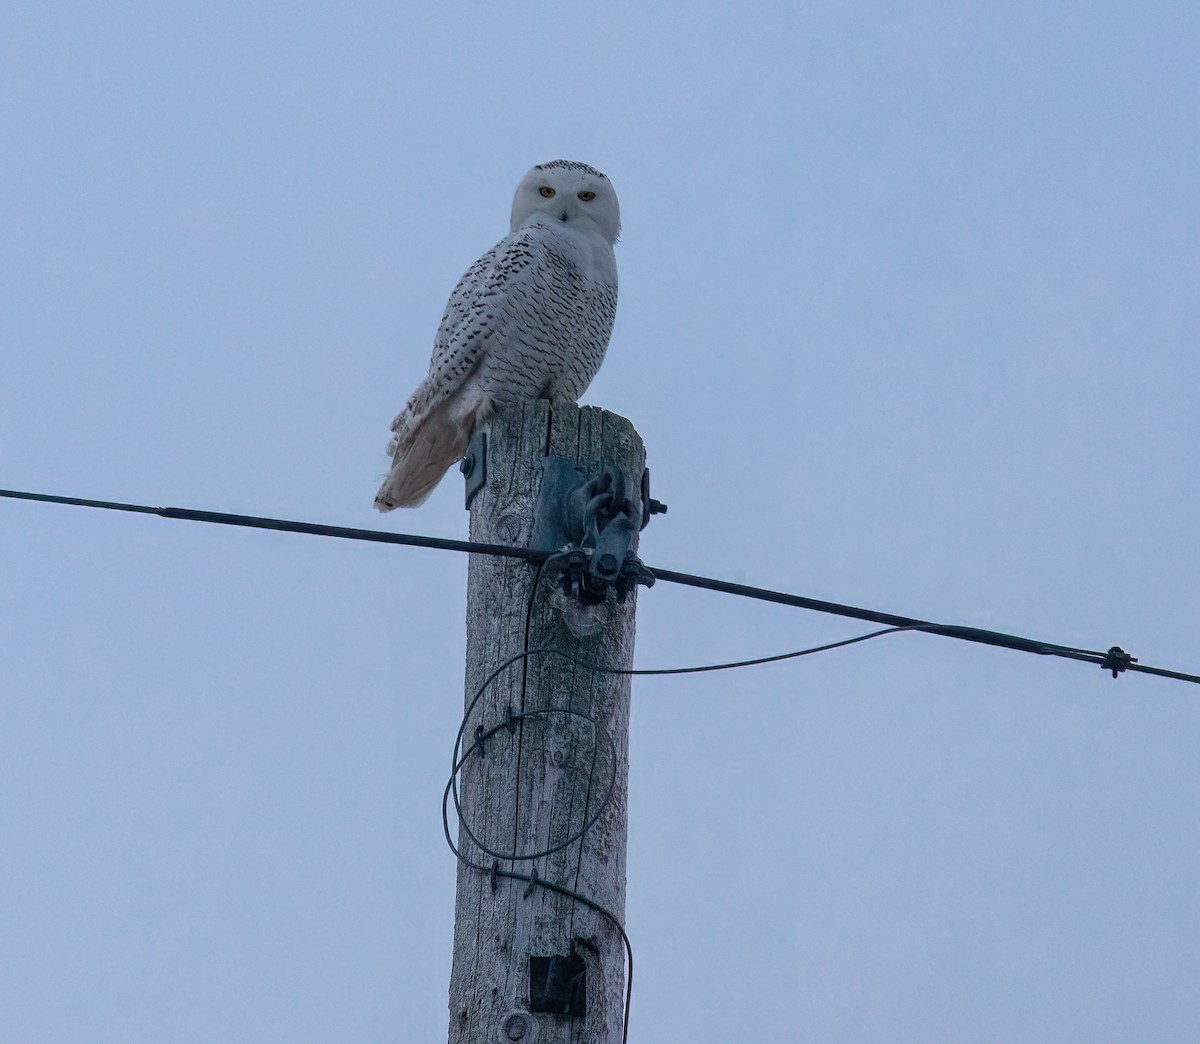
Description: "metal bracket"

(539, 465), (656, 605)
(639, 468), (668, 531)
(462, 430), (661, 603)
(461, 431), (488, 509)
(529, 954), (586, 1016)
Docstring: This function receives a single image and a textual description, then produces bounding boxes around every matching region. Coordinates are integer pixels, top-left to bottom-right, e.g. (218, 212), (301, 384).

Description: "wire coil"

(442, 621), (921, 1043)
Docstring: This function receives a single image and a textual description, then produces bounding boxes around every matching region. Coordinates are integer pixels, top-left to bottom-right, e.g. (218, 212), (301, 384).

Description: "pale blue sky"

(2, 3), (1198, 1042)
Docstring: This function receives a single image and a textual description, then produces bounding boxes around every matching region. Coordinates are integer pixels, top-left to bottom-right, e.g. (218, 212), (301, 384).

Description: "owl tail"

(374, 400), (471, 511)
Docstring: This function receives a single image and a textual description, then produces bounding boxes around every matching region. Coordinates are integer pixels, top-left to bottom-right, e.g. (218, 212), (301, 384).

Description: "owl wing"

(387, 231), (544, 451)
(375, 231), (545, 510)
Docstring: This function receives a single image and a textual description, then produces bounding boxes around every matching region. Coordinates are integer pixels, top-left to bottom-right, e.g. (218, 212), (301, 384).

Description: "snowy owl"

(374, 160), (620, 510)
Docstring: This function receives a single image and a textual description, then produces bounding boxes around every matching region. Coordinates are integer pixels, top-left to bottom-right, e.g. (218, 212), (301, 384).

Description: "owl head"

(510, 160), (620, 245)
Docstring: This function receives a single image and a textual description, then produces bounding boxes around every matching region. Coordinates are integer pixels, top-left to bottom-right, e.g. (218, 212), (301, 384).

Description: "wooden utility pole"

(448, 400), (646, 1044)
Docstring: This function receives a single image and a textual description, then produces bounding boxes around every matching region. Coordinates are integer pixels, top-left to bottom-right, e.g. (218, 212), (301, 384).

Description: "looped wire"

(442, 576), (918, 1044)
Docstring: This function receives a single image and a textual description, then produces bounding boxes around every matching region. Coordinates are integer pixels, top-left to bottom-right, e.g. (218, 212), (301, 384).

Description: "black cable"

(441, 841), (636, 1044)
(3, 486), (1198, 686)
(0, 487), (543, 562)
(453, 701), (619, 863)
(445, 562), (638, 1042)
(448, 627), (920, 864)
(444, 623), (918, 1043)
(8, 484), (1193, 1029)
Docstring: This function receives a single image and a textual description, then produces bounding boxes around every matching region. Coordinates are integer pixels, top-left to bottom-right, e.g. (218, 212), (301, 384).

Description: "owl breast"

(468, 223), (617, 406)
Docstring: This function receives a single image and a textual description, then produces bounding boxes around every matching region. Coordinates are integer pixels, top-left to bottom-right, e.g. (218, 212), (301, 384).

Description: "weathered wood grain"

(448, 402), (644, 1044)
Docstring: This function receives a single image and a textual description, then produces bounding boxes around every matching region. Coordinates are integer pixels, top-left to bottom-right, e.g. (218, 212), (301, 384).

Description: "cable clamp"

(474, 723), (487, 757)
(490, 860), (500, 894)
(538, 466), (656, 605)
(523, 866), (540, 899)
(1101, 646), (1137, 679)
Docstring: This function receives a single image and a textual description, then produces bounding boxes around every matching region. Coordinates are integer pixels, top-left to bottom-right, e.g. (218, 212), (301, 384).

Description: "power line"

(648, 567), (1198, 684)
(0, 487), (542, 562)
(3, 485), (1197, 686)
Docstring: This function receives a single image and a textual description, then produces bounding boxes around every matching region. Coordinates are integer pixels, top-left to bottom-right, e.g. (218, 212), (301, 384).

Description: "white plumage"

(375, 160), (620, 510)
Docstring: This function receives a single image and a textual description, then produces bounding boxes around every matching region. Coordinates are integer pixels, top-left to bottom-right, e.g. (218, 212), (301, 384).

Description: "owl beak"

(559, 209), (569, 222)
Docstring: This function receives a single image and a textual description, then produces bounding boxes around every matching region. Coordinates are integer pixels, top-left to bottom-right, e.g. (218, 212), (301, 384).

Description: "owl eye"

(539, 186), (556, 198)
(578, 190), (596, 201)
